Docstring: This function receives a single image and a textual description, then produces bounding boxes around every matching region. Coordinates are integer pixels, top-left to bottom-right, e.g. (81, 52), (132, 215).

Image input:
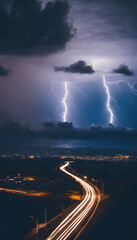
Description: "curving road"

(46, 162), (100, 240)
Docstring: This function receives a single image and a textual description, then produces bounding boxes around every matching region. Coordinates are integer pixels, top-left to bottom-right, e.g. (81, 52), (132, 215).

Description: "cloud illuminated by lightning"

(62, 81), (68, 122)
(103, 75), (114, 124)
(61, 59), (137, 125)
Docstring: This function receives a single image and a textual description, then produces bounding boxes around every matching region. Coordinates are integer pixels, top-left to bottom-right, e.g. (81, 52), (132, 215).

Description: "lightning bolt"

(92, 60), (137, 125)
(103, 75), (114, 124)
(69, 83), (88, 97)
(93, 61), (114, 123)
(62, 82), (68, 122)
(48, 82), (58, 98)
(102, 76), (137, 124)
(106, 79), (137, 96)
(62, 82), (88, 122)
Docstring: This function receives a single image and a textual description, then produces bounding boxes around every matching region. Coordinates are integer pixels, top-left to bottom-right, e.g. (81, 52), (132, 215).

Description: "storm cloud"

(113, 64), (134, 76)
(0, 64), (10, 76)
(1, 119), (137, 149)
(54, 61), (95, 74)
(0, 0), (74, 55)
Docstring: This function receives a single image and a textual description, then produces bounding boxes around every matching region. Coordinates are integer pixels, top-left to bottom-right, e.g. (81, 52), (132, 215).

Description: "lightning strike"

(62, 81), (68, 122)
(93, 60), (137, 124)
(69, 83), (87, 97)
(48, 82), (58, 98)
(106, 79), (137, 96)
(62, 82), (88, 122)
(103, 75), (114, 124)
(103, 77), (137, 124)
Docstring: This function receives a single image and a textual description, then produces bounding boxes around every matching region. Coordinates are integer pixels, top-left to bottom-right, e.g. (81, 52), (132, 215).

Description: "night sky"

(0, 0), (137, 149)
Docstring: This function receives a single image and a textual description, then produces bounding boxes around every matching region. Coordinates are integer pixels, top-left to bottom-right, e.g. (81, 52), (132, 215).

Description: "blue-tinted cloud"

(0, 119), (137, 149)
(0, 64), (10, 76)
(113, 64), (134, 76)
(55, 61), (95, 74)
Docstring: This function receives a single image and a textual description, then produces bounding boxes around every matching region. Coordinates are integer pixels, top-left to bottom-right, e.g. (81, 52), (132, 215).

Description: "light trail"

(46, 162), (100, 240)
(0, 188), (27, 194)
(62, 82), (68, 122)
(0, 187), (53, 197)
(23, 212), (63, 240)
(103, 75), (114, 124)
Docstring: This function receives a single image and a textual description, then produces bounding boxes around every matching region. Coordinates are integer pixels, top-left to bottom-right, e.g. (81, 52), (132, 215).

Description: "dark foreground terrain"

(0, 149), (137, 240)
(73, 159), (137, 240)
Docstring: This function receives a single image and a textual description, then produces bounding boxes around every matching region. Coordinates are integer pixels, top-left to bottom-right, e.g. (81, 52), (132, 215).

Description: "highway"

(46, 162), (100, 240)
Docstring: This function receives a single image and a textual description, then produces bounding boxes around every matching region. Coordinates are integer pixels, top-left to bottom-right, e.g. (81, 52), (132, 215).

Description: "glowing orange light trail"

(46, 162), (100, 240)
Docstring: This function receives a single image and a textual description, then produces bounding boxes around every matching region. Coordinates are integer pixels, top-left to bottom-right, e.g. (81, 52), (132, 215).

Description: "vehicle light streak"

(0, 188), (27, 194)
(103, 75), (114, 124)
(46, 162), (100, 240)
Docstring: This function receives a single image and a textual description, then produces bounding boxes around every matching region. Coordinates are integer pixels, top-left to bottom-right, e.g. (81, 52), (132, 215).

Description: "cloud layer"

(113, 64), (134, 76)
(0, 65), (10, 76)
(0, 118), (137, 149)
(54, 60), (95, 74)
(0, 0), (74, 55)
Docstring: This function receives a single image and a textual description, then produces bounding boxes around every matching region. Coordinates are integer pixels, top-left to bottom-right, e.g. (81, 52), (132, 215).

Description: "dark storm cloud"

(113, 64), (134, 76)
(0, 118), (137, 149)
(0, 0), (12, 7)
(0, 0), (74, 55)
(54, 61), (95, 74)
(41, 122), (137, 143)
(75, 0), (137, 54)
(0, 64), (10, 76)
